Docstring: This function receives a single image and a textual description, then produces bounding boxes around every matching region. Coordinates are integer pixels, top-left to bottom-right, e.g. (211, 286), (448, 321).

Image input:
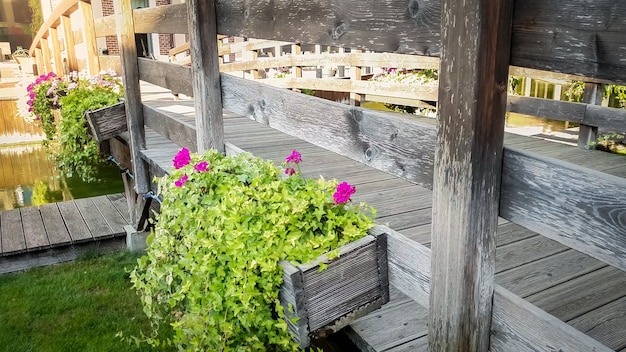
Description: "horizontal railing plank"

(143, 103), (198, 152)
(507, 95), (626, 131)
(500, 147), (626, 272)
(220, 74), (437, 188)
(373, 225), (612, 352)
(260, 78), (438, 102)
(137, 58), (194, 96)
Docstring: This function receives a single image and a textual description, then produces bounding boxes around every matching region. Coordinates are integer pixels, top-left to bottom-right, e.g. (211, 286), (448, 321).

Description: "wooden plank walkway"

(130, 97), (626, 351)
(0, 194), (130, 274)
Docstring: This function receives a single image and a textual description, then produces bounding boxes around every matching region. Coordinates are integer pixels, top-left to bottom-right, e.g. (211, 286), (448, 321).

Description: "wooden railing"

(29, 1), (626, 351)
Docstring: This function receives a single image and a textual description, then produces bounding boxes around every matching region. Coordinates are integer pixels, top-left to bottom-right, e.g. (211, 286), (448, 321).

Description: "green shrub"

(130, 149), (375, 351)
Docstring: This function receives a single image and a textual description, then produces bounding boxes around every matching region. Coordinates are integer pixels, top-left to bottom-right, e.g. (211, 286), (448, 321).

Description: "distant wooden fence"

(29, 1), (626, 351)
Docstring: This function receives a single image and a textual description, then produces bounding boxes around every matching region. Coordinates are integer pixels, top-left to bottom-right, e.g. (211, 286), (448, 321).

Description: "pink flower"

(333, 181), (356, 204)
(174, 174), (188, 187)
(194, 161), (209, 172)
(285, 150), (302, 164)
(284, 167), (296, 176)
(173, 148), (191, 169)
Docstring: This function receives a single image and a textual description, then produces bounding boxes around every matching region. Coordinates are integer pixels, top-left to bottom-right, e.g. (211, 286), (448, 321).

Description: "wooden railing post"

(41, 38), (52, 73)
(79, 1), (100, 75)
(34, 47), (44, 76)
(187, 0), (225, 152)
(349, 49), (363, 106)
(430, 0), (514, 350)
(117, 0), (150, 198)
(578, 82), (602, 149)
(49, 27), (64, 75)
(62, 15), (78, 73)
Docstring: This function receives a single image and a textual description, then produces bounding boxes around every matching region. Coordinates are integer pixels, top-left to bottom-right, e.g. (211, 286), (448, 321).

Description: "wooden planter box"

(84, 101), (127, 142)
(280, 227), (389, 347)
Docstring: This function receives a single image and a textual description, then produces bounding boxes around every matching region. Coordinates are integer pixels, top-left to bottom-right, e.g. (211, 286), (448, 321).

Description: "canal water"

(0, 98), (124, 211)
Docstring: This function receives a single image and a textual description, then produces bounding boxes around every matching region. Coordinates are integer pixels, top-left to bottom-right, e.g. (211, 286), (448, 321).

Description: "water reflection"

(0, 99), (45, 144)
(0, 99), (124, 211)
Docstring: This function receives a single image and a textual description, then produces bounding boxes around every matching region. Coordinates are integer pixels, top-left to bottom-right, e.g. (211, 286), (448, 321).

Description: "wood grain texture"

(490, 286), (613, 352)
(138, 59), (194, 98)
(187, 0), (225, 152)
(143, 103), (198, 152)
(57, 200), (92, 242)
(1, 209), (26, 254)
(74, 198), (112, 238)
(118, 0), (150, 194)
(79, 1), (100, 75)
(62, 15), (78, 72)
(510, 0), (626, 83)
(85, 102), (127, 141)
(221, 74), (436, 188)
(500, 147), (626, 272)
(279, 261), (310, 347)
(568, 296), (626, 350)
(39, 203), (72, 246)
(526, 266), (626, 322)
(91, 195), (128, 234)
(49, 27), (64, 75)
(40, 38), (52, 74)
(20, 207), (49, 249)
(429, 0), (513, 349)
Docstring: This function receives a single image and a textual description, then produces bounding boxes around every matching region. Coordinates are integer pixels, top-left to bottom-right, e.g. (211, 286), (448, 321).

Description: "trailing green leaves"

(131, 150), (375, 351)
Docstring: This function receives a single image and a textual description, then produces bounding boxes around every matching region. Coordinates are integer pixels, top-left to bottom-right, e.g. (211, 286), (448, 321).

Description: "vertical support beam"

(49, 27), (64, 76)
(79, 1), (100, 75)
(117, 0), (150, 196)
(429, 0), (514, 351)
(34, 48), (44, 76)
(62, 15), (78, 72)
(41, 38), (53, 73)
(349, 49), (363, 106)
(291, 44), (302, 79)
(578, 83), (602, 149)
(187, 0), (224, 152)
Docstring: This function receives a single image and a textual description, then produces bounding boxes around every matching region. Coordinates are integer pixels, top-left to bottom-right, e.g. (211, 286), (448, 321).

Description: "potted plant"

(130, 148), (388, 351)
(24, 70), (124, 182)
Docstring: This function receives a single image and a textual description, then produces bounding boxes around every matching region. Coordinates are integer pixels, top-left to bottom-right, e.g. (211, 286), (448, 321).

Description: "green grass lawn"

(0, 251), (172, 352)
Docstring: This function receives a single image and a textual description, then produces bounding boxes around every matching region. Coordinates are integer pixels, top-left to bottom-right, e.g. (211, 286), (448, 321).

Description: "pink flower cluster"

(333, 181), (356, 204)
(284, 149), (301, 176)
(172, 148), (210, 187)
(26, 72), (59, 114)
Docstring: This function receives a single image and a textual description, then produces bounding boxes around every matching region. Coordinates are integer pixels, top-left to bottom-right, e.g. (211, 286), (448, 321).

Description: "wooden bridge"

(27, 0), (626, 351)
(0, 194), (130, 274)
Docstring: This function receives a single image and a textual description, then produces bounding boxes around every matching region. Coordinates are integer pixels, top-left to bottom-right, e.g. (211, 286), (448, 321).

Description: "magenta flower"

(285, 150), (302, 164)
(284, 167), (296, 176)
(194, 161), (209, 172)
(333, 181), (356, 204)
(173, 148), (191, 169)
(174, 174), (188, 187)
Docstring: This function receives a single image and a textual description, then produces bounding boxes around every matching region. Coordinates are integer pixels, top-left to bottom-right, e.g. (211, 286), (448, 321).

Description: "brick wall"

(102, 0), (119, 55)
(156, 0), (173, 55)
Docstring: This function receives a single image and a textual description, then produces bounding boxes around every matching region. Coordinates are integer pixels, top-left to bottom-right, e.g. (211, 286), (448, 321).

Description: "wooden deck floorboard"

(0, 194), (129, 258)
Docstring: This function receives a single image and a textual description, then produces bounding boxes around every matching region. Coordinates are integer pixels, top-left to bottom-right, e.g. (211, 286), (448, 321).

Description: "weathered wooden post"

(49, 27), (64, 75)
(349, 49), (363, 106)
(34, 47), (44, 76)
(187, 0), (225, 152)
(61, 15), (78, 72)
(79, 0), (100, 75)
(40, 38), (52, 73)
(117, 0), (151, 226)
(578, 83), (603, 148)
(430, 0), (514, 351)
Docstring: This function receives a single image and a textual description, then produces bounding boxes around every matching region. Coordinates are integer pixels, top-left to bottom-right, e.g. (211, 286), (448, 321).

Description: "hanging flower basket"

(84, 101), (127, 142)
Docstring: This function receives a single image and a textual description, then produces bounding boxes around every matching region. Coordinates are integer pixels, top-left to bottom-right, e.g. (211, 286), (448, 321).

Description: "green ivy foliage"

(57, 84), (120, 182)
(25, 71), (123, 182)
(130, 150), (376, 351)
